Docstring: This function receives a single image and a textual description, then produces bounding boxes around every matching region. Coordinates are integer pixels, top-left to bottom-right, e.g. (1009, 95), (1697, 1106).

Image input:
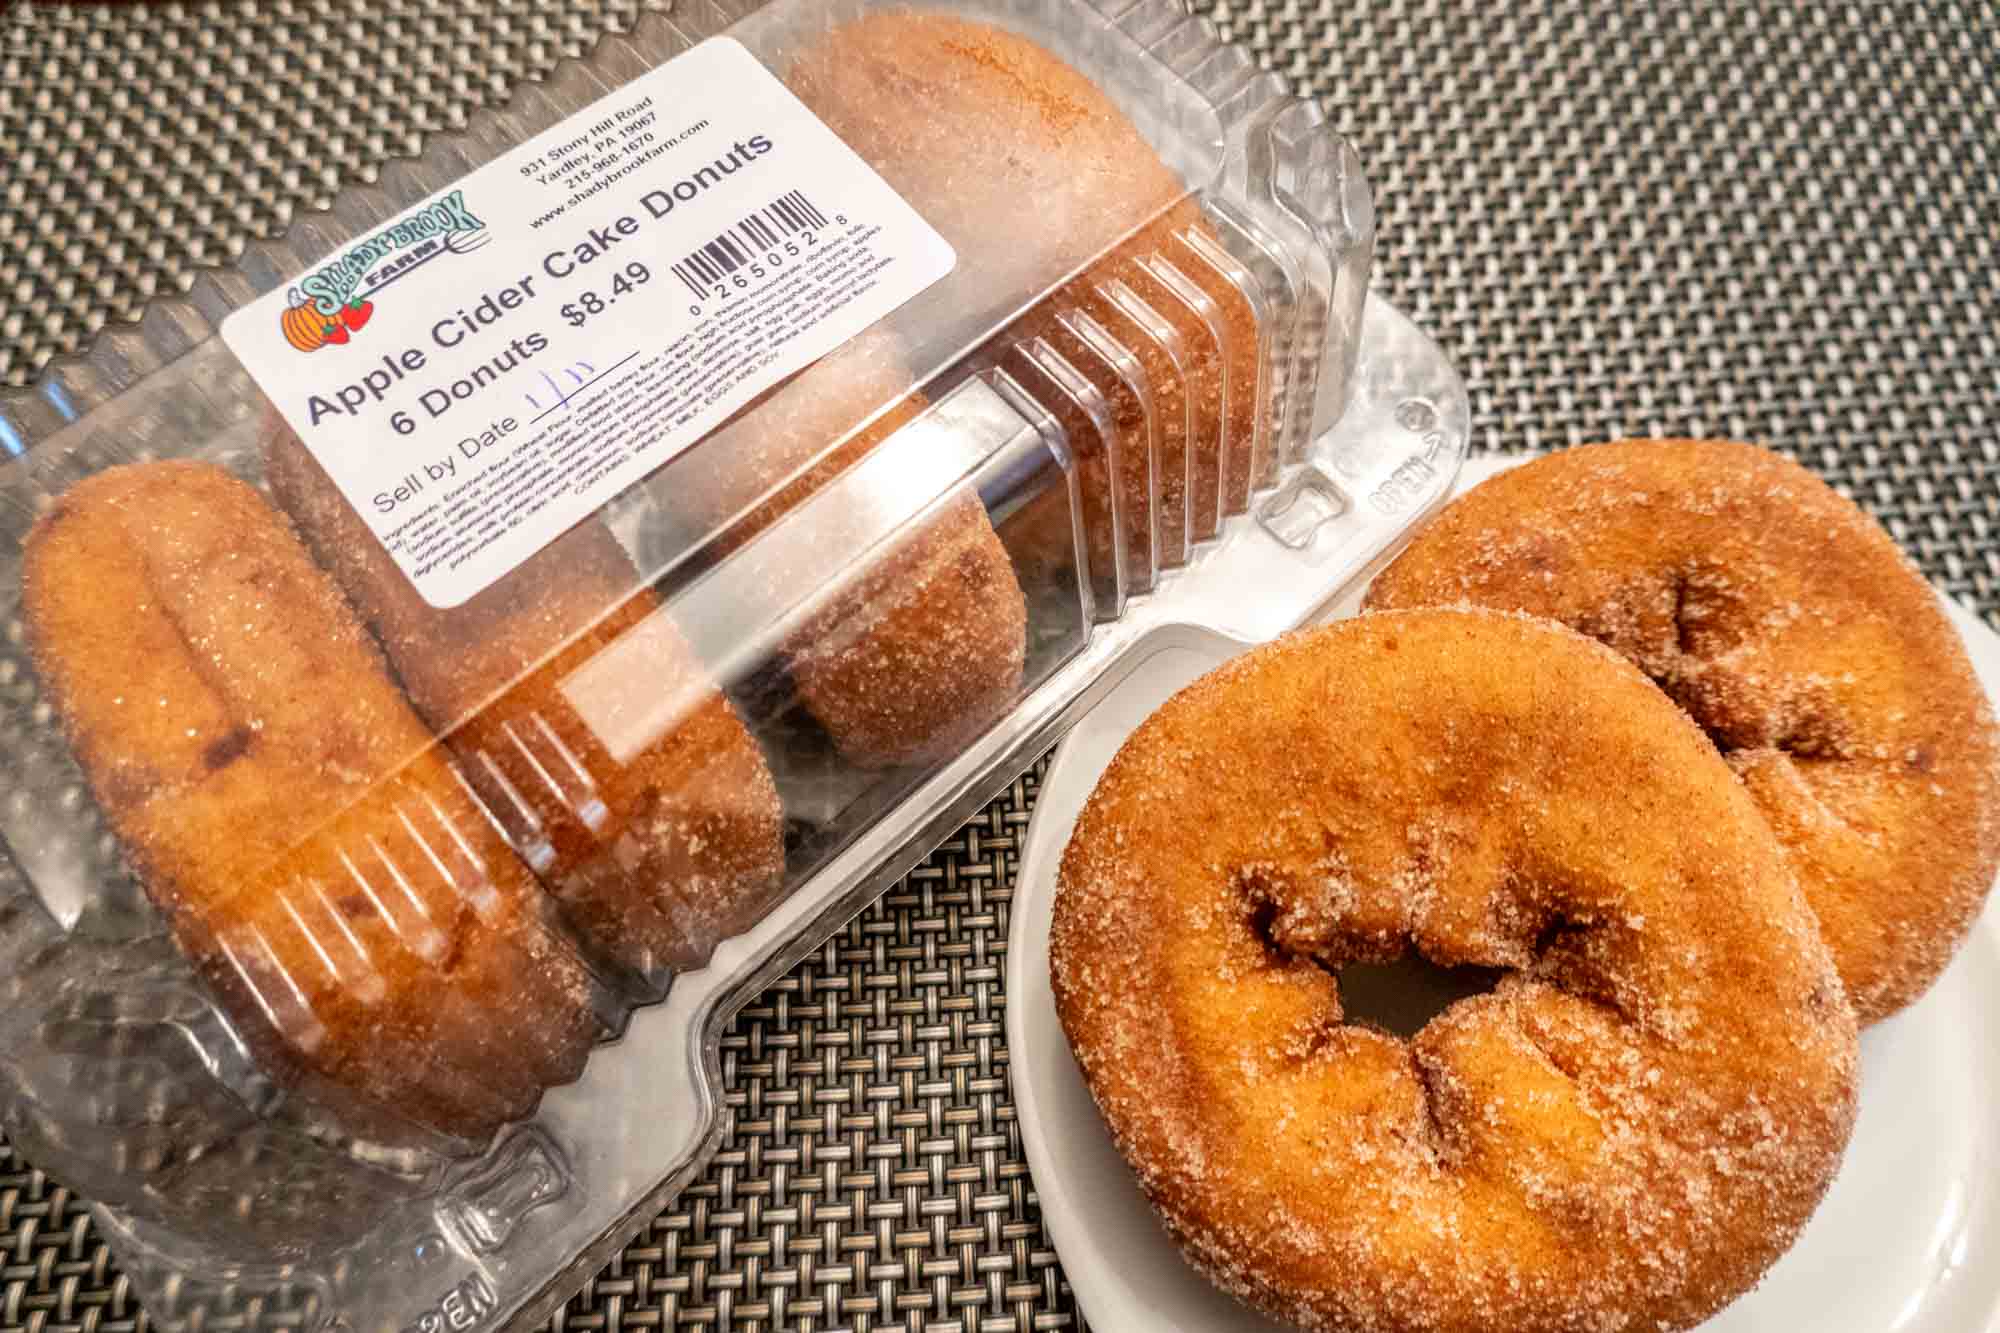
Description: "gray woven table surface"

(2, 2), (1997, 1331)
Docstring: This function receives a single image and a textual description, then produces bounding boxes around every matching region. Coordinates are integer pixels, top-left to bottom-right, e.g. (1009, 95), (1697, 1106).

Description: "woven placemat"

(3, 3), (1998, 1332)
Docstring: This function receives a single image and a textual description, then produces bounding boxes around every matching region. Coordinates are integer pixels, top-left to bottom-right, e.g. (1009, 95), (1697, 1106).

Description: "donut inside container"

(0, 2), (1449, 1330)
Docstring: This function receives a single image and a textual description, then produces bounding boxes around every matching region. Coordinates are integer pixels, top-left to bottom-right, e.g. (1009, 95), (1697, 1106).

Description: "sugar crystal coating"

(787, 15), (1262, 606)
(23, 461), (601, 1141)
(1051, 609), (1859, 1332)
(265, 423), (786, 976)
(1367, 439), (2000, 1022)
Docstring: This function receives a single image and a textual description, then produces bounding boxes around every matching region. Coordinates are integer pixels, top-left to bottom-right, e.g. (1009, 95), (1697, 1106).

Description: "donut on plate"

(1365, 439), (2000, 1022)
(1052, 608), (1858, 1333)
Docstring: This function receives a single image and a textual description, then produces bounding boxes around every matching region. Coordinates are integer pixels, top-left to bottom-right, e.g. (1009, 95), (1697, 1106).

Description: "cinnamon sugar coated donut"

(1051, 610), (1858, 1332)
(787, 14), (1265, 589)
(790, 491), (1027, 769)
(264, 425), (786, 976)
(786, 12), (1187, 318)
(679, 340), (1028, 770)
(24, 462), (601, 1140)
(1365, 440), (2000, 1022)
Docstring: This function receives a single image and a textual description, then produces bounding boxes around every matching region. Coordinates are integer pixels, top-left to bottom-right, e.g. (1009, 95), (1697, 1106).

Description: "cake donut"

(675, 336), (1028, 769)
(23, 461), (602, 1141)
(787, 15), (1265, 593)
(648, 332), (1024, 768)
(1365, 440), (2000, 1022)
(1051, 609), (1859, 1332)
(784, 488), (1028, 768)
(785, 12), (1188, 334)
(265, 426), (786, 975)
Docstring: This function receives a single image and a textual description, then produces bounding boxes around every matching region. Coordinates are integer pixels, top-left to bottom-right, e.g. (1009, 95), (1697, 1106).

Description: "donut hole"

(1334, 956), (1506, 1039)
(1583, 569), (1859, 767)
(1234, 865), (1642, 1042)
(1242, 890), (1504, 1040)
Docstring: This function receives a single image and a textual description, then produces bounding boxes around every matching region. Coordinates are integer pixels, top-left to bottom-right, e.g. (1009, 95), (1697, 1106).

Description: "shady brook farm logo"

(280, 190), (492, 353)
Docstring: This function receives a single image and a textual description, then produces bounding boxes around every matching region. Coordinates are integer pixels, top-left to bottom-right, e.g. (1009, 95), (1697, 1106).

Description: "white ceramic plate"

(1006, 458), (2000, 1332)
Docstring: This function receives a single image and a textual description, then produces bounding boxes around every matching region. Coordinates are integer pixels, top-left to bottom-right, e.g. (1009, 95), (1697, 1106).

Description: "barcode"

(671, 189), (832, 299)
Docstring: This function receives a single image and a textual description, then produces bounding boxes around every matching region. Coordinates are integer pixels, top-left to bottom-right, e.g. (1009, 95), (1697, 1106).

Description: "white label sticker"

(223, 37), (955, 608)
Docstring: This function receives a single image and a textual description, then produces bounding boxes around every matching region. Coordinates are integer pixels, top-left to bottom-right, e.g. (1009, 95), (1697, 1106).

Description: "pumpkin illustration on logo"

(279, 290), (348, 352)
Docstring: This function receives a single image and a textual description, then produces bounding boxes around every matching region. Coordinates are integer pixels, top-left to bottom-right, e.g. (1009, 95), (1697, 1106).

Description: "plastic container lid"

(0, 3), (1465, 1329)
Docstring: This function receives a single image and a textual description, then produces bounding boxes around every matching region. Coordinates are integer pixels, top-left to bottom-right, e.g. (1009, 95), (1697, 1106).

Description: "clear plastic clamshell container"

(0, 2), (1466, 1330)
